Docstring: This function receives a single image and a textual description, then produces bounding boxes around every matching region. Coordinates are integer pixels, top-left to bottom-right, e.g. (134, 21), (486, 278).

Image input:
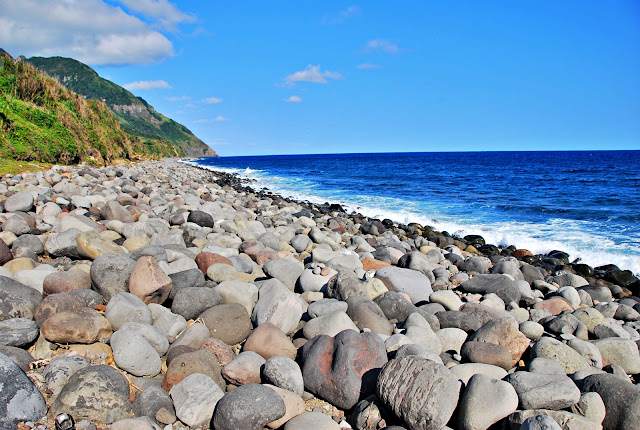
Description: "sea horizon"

(187, 149), (640, 275)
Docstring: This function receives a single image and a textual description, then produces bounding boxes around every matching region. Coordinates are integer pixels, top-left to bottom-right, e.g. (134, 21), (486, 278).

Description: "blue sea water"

(187, 151), (640, 275)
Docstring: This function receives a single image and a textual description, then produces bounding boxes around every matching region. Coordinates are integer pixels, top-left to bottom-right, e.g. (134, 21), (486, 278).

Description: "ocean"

(186, 151), (640, 275)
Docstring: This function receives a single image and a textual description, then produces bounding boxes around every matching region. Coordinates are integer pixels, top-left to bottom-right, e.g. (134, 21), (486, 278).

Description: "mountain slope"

(0, 53), (181, 164)
(26, 56), (217, 157)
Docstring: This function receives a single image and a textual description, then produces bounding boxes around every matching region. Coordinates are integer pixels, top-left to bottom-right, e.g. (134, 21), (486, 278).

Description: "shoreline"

(182, 158), (640, 281)
(1, 158), (639, 429)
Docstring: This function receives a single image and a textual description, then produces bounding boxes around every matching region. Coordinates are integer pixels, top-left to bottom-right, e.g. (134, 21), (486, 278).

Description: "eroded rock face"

(301, 329), (388, 410)
(376, 356), (460, 430)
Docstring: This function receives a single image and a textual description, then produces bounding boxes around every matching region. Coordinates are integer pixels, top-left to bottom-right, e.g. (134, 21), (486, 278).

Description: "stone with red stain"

(300, 329), (387, 410)
(200, 337), (236, 366)
(361, 257), (391, 272)
(243, 322), (296, 360)
(195, 252), (232, 274)
(533, 296), (575, 316)
(128, 256), (172, 304)
(512, 249), (534, 258)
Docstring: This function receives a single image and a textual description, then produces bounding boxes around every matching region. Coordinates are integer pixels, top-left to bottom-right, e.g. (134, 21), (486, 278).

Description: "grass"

(0, 158), (52, 176)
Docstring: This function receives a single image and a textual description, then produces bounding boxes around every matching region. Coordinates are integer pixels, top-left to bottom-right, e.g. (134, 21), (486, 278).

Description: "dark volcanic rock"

(0, 239), (13, 265)
(376, 356), (460, 430)
(188, 210), (214, 228)
(436, 310), (482, 332)
(301, 329), (387, 410)
(460, 274), (521, 305)
(579, 373), (640, 430)
(168, 268), (206, 299)
(211, 383), (285, 430)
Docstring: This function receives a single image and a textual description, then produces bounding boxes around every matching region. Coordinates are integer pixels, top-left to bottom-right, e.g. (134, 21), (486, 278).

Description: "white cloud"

(322, 5), (361, 24)
(193, 116), (230, 123)
(357, 63), (383, 70)
(214, 116), (230, 122)
(123, 80), (171, 90)
(364, 39), (399, 54)
(202, 97), (223, 104)
(114, 0), (195, 32)
(0, 0), (175, 65)
(167, 95), (190, 101)
(285, 95), (303, 103)
(283, 65), (343, 87)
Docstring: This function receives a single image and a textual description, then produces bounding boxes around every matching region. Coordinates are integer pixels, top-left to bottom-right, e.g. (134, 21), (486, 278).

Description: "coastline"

(0, 158), (639, 429)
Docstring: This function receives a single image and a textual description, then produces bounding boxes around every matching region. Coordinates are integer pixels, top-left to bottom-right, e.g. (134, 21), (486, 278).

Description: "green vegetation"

(0, 53), (182, 165)
(27, 56), (217, 157)
(0, 158), (52, 176)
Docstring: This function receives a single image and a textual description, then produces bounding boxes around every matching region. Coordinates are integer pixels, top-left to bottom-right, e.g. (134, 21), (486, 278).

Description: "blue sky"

(1, 1), (639, 156)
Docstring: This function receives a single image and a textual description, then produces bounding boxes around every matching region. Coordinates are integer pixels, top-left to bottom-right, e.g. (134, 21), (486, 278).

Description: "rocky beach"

(0, 159), (639, 430)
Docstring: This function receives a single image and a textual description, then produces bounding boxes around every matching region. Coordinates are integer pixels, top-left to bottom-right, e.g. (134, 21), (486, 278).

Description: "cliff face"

(25, 55), (217, 158)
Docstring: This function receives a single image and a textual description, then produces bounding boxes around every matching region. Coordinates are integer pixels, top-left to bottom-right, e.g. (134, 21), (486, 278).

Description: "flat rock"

(303, 310), (359, 339)
(212, 383), (286, 430)
(377, 356), (460, 430)
(51, 365), (131, 424)
(76, 231), (125, 260)
(505, 371), (581, 410)
(301, 329), (387, 410)
(0, 352), (46, 428)
(40, 307), (112, 344)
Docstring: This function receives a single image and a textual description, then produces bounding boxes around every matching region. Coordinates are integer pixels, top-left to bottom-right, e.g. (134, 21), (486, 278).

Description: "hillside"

(26, 55), (217, 157)
(0, 53), (182, 165)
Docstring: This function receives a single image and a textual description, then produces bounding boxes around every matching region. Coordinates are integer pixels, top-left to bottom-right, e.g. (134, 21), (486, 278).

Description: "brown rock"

(41, 307), (112, 344)
(243, 322), (297, 360)
(34, 292), (86, 326)
(0, 239), (12, 265)
(460, 340), (513, 370)
(129, 256), (172, 304)
(469, 318), (530, 367)
(361, 257), (391, 272)
(533, 297), (574, 315)
(265, 384), (305, 429)
(43, 270), (91, 296)
(3, 257), (37, 274)
(195, 252), (233, 274)
(512, 249), (534, 258)
(200, 337), (236, 366)
(162, 349), (225, 391)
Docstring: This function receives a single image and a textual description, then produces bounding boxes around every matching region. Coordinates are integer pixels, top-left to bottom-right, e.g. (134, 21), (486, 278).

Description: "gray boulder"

(0, 352), (46, 428)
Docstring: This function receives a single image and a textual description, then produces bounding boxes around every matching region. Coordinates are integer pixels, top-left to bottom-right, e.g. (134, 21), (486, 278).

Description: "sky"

(1, 1), (639, 156)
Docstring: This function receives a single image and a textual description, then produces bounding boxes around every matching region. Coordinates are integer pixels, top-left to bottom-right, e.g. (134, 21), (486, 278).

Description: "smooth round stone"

(262, 258), (304, 291)
(430, 290), (463, 311)
(394, 343), (443, 364)
(405, 325), (443, 355)
(170, 373), (224, 429)
(4, 191), (34, 213)
(284, 411), (340, 430)
(105, 292), (153, 331)
(436, 327), (467, 355)
(212, 383), (286, 430)
(456, 373), (519, 430)
(505, 371), (581, 410)
(168, 268), (206, 299)
(303, 311), (358, 339)
(200, 338), (236, 366)
(307, 298), (348, 318)
(221, 351), (265, 385)
(375, 266), (433, 304)
(76, 231), (126, 260)
(0, 345), (34, 372)
(199, 303), (253, 345)
(43, 270), (91, 295)
(252, 279), (306, 336)
(297, 267), (336, 293)
(132, 385), (175, 424)
(520, 321), (545, 340)
(460, 341), (513, 370)
(0, 352), (46, 428)
(118, 321), (169, 356)
(532, 337), (591, 374)
(570, 392), (606, 424)
(263, 384), (305, 429)
(11, 234), (43, 255)
(520, 415), (563, 430)
(592, 338), (640, 374)
(0, 318), (38, 347)
(162, 349), (225, 392)
(216, 279), (258, 316)
(40, 307), (112, 344)
(149, 304), (187, 343)
(244, 322), (297, 360)
(44, 228), (81, 259)
(109, 418), (157, 430)
(263, 356), (304, 395)
(14, 265), (57, 294)
(167, 322), (210, 353)
(528, 358), (566, 375)
(172, 287), (223, 320)
(111, 330), (162, 376)
(90, 253), (135, 301)
(206, 263), (238, 283)
(362, 278), (388, 300)
(43, 354), (90, 396)
(0, 239), (12, 265)
(573, 307), (607, 333)
(567, 338), (603, 369)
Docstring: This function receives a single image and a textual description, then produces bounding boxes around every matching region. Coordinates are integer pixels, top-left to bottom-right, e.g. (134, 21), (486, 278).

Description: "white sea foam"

(187, 160), (640, 275)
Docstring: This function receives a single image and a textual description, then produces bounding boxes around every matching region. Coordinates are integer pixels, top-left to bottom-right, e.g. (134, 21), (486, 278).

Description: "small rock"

(212, 384), (286, 430)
